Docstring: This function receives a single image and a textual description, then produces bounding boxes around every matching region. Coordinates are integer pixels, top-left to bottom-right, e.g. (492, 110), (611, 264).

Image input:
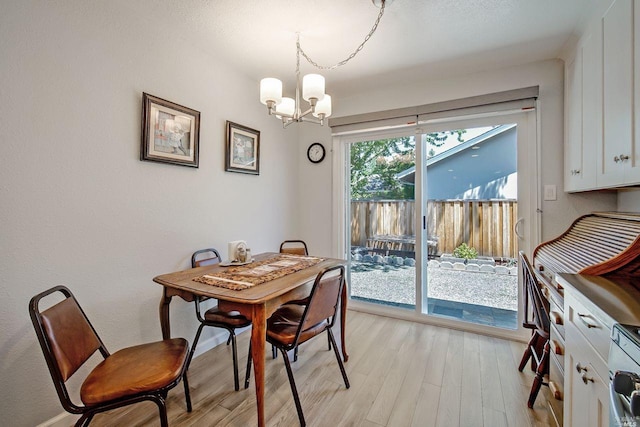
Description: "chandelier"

(259, 0), (390, 128)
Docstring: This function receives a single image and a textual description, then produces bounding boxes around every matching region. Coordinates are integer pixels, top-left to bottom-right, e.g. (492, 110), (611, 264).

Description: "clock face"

(307, 142), (326, 163)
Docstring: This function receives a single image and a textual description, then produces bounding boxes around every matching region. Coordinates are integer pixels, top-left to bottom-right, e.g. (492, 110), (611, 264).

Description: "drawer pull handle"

(577, 313), (598, 329)
(549, 381), (563, 400)
(581, 373), (594, 385)
(550, 311), (563, 325)
(576, 363), (588, 373)
(551, 340), (563, 355)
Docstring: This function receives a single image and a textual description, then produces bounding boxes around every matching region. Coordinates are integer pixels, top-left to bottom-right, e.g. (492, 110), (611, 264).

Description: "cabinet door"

(580, 27), (600, 190)
(565, 338), (610, 426)
(565, 24), (600, 192)
(565, 52), (584, 191)
(599, 0), (633, 188)
(628, 0), (640, 183)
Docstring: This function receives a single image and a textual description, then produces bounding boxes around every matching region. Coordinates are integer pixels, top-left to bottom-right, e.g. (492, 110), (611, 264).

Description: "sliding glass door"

(338, 110), (538, 336)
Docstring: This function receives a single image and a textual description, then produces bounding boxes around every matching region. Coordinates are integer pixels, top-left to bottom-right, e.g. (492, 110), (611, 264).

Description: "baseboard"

(37, 411), (78, 427)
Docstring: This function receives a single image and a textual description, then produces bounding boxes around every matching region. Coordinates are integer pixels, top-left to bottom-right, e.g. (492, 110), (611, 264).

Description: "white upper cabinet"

(565, 0), (640, 191)
(565, 26), (600, 192)
(565, 51), (584, 191)
(599, 0), (633, 188)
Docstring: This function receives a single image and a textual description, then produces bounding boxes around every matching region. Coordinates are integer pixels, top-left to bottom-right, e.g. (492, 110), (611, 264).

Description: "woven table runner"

(193, 254), (324, 290)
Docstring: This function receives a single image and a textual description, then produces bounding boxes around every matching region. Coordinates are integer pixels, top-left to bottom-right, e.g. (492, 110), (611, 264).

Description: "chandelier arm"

(297, 0), (386, 71)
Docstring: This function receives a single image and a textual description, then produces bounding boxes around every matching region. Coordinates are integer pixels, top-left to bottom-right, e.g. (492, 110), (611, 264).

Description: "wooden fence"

(351, 199), (518, 259)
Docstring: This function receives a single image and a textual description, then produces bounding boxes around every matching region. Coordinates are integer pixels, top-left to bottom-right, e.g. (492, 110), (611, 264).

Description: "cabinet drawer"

(550, 338), (565, 369)
(566, 293), (612, 361)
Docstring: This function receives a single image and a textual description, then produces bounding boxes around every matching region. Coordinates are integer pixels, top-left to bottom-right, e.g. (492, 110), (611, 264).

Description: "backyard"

(350, 256), (519, 328)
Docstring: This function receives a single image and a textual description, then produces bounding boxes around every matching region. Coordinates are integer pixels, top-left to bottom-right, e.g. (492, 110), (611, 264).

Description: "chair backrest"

(29, 285), (108, 412)
(295, 265), (345, 344)
(279, 240), (309, 256)
(519, 251), (550, 336)
(191, 248), (222, 268)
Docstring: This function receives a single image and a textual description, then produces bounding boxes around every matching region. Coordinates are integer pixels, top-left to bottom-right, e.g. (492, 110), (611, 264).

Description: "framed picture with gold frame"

(141, 93), (200, 168)
(225, 121), (260, 175)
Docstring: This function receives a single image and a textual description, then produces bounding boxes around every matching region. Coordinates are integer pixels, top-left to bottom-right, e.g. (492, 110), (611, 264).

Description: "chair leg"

(272, 344), (278, 359)
(183, 370), (192, 412)
(227, 332), (232, 346)
(527, 339), (550, 408)
(328, 328), (350, 389)
(518, 332), (538, 372)
(245, 342), (252, 389)
(151, 395), (169, 427)
(186, 323), (206, 371)
(281, 347), (306, 427)
(294, 346), (299, 362)
(229, 330), (240, 391)
(75, 413), (94, 427)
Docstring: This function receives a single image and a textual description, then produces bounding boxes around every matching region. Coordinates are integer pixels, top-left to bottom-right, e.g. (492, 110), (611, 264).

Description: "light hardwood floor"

(90, 311), (552, 426)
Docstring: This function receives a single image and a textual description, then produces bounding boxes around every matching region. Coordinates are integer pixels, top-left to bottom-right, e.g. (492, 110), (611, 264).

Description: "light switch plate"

(544, 184), (557, 201)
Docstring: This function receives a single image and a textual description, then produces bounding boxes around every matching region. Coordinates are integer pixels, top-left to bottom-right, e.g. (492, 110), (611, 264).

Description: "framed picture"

(141, 93), (200, 168)
(225, 121), (260, 175)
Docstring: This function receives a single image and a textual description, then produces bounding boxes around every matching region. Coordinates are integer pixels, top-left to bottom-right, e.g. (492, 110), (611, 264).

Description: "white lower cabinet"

(564, 291), (612, 427)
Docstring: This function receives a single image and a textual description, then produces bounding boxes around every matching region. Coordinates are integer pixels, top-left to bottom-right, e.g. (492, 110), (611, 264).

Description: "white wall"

(300, 59), (619, 246)
(0, 2), (300, 425)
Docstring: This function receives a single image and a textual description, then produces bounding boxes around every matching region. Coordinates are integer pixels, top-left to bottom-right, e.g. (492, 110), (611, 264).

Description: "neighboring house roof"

(396, 124), (517, 200)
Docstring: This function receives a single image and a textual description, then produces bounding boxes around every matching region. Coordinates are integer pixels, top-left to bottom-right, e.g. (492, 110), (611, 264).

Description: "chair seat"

(81, 338), (188, 405)
(283, 297), (310, 306)
(267, 305), (326, 346)
(204, 307), (251, 327)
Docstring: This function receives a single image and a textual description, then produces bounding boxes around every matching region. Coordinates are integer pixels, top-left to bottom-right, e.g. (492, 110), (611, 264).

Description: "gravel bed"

(350, 262), (518, 311)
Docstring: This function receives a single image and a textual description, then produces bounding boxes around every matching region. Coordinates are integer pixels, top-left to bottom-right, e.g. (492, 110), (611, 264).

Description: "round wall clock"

(307, 142), (326, 164)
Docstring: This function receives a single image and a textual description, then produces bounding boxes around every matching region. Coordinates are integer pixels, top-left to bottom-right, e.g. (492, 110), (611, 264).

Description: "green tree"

(350, 130), (465, 200)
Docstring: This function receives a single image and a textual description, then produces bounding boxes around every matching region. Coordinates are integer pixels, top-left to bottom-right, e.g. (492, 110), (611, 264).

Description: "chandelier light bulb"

(302, 74), (325, 104)
(275, 97), (295, 119)
(313, 95), (332, 118)
(260, 78), (283, 106)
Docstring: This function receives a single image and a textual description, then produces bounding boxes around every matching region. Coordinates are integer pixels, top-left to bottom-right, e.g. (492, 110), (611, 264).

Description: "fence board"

(351, 199), (518, 259)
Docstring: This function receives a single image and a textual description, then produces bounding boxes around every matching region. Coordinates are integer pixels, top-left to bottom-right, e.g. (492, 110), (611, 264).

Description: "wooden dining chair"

(517, 251), (551, 408)
(279, 240), (309, 256)
(247, 265), (350, 426)
(278, 239), (323, 361)
(187, 248), (252, 391)
(29, 285), (191, 427)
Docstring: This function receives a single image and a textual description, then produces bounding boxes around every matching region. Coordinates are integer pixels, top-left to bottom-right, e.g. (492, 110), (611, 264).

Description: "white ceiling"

(121, 0), (597, 99)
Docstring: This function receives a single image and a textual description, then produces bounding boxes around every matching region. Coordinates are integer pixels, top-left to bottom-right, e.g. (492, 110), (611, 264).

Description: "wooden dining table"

(153, 252), (348, 427)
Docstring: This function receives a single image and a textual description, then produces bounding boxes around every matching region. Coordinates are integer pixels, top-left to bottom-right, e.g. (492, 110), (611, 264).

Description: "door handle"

(514, 218), (524, 240)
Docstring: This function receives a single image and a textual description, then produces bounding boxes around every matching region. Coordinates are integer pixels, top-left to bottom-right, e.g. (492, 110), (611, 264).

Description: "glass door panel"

(348, 135), (417, 309)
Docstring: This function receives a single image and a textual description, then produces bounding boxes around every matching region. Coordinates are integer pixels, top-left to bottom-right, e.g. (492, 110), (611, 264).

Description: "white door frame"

(331, 109), (539, 342)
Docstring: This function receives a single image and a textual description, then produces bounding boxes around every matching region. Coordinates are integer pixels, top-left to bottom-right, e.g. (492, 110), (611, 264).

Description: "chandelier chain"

(297, 0), (386, 71)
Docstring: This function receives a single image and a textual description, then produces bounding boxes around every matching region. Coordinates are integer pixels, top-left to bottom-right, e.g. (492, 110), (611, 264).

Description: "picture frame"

(225, 121), (260, 175)
(141, 93), (200, 168)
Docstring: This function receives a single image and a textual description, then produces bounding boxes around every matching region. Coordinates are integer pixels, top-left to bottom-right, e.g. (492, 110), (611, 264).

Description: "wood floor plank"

(386, 325), (435, 427)
(86, 311), (552, 427)
(478, 335), (506, 413)
(366, 322), (414, 425)
(410, 382), (440, 427)
(459, 332), (483, 427)
(423, 326), (450, 387)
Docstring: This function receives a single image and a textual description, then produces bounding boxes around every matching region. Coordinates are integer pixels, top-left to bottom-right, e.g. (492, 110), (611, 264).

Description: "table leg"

(159, 289), (172, 340)
(251, 304), (267, 427)
(340, 279), (349, 362)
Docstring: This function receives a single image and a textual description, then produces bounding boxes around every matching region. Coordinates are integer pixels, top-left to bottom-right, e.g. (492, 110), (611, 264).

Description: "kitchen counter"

(556, 273), (640, 327)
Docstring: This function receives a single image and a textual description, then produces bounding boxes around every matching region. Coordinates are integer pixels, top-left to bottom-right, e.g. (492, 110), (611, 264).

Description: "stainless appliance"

(610, 323), (640, 427)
